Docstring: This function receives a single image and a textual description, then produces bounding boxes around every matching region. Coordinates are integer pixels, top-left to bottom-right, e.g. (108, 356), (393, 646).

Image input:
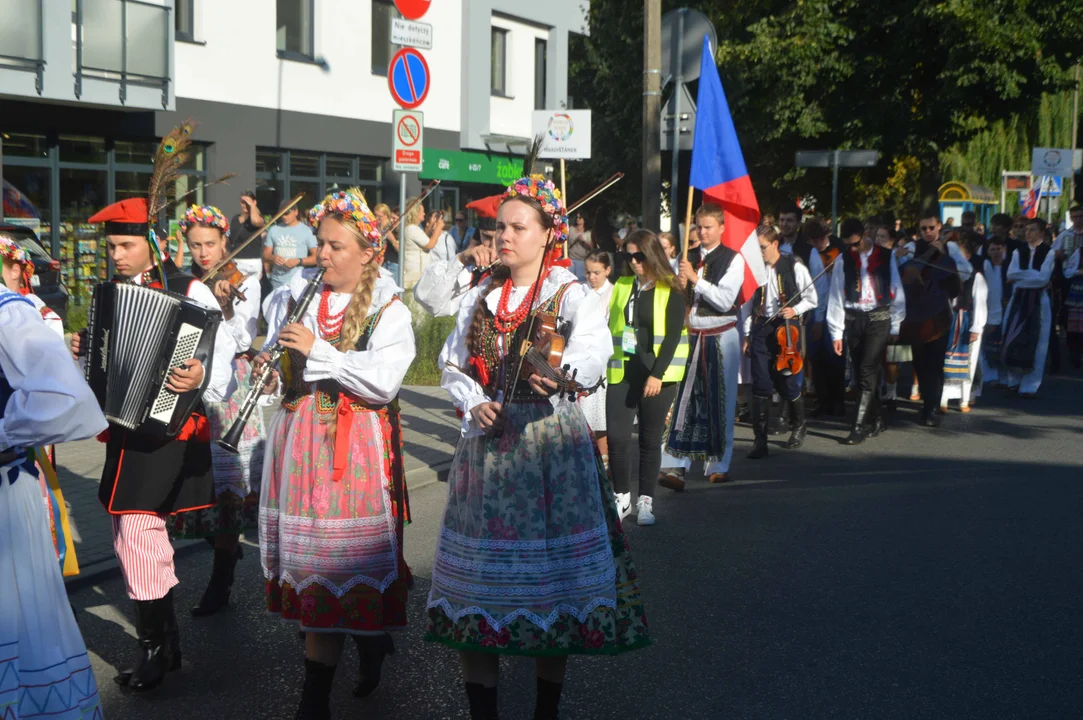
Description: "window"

(175, 0), (194, 41)
(255, 149), (383, 220)
(491, 27), (508, 96)
(534, 39), (547, 110)
(371, 0), (398, 76)
(276, 0), (313, 59)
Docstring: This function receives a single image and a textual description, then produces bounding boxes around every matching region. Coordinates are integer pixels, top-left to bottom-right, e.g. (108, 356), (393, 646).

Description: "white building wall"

(173, 0), (463, 133)
(488, 16), (549, 139)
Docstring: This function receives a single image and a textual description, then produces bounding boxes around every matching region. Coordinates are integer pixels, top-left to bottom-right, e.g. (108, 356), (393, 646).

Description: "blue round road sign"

(388, 48), (430, 110)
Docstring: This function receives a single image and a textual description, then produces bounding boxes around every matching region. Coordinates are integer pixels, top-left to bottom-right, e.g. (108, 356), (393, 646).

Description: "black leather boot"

(784, 396), (807, 449)
(534, 677), (564, 720)
(116, 590), (182, 691)
(843, 391), (872, 445)
(352, 632), (395, 697)
(746, 396), (770, 459)
(465, 682), (499, 720)
(295, 659), (336, 720)
(191, 547), (238, 617)
(771, 398), (790, 435)
(866, 392), (885, 438)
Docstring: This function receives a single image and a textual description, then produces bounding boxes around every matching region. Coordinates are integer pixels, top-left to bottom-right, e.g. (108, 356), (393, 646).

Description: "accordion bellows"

(85, 283), (221, 437)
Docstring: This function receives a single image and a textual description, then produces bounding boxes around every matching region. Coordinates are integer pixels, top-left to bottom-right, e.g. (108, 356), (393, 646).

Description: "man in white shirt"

(1002, 217), (1056, 397)
(806, 222), (846, 417)
(1052, 205), (1083, 258)
(826, 218), (906, 444)
(741, 226), (818, 458)
(659, 203), (747, 488)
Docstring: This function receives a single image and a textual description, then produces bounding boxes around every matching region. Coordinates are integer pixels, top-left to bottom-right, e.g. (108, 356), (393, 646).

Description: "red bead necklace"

(316, 285), (347, 338)
(493, 272), (547, 333)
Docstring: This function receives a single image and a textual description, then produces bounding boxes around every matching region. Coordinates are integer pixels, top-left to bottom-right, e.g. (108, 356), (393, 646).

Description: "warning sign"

(392, 109), (424, 173)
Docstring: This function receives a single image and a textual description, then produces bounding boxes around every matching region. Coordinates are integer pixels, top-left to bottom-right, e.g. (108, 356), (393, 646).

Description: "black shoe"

(842, 391), (873, 445)
(295, 659), (336, 720)
(465, 682), (499, 720)
(884, 398), (897, 412)
(115, 590), (182, 691)
(746, 396), (770, 459)
(919, 410), (941, 427)
(534, 677), (564, 720)
(192, 547), (239, 617)
(784, 397), (807, 449)
(352, 633), (395, 697)
(770, 399), (790, 435)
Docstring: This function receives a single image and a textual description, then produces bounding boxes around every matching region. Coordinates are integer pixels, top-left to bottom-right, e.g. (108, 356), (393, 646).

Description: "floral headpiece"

(0, 233), (34, 294)
(307, 187), (384, 259)
(179, 204), (230, 239)
(502, 174), (570, 244)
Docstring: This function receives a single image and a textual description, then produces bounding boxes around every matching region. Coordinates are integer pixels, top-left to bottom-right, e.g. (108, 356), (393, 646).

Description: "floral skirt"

(665, 332), (727, 462)
(1, 458), (102, 718)
(260, 394), (408, 634)
(171, 356), (265, 538)
(425, 400), (650, 656)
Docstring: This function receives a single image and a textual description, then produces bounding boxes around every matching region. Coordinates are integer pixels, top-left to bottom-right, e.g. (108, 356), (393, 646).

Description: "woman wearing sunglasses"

(606, 231), (688, 525)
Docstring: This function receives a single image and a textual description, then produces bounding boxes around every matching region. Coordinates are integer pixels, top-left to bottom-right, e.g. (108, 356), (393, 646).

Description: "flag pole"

(682, 185), (695, 261)
(560, 159), (568, 258)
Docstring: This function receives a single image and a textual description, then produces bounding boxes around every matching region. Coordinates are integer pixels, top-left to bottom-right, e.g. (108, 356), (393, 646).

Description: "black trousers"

(606, 359), (679, 498)
(844, 312), (890, 395)
(810, 328), (845, 409)
(911, 333), (950, 414)
(748, 320), (804, 401)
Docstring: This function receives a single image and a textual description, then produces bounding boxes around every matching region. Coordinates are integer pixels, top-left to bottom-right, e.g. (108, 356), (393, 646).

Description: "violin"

(774, 291), (803, 377)
(196, 259), (248, 307)
(518, 311), (602, 399)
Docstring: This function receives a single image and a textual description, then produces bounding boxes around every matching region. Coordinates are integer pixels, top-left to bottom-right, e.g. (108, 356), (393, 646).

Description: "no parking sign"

(388, 48), (430, 109)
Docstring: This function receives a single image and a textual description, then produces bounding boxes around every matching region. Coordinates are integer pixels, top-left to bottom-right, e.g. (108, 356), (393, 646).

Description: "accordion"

(84, 282), (221, 436)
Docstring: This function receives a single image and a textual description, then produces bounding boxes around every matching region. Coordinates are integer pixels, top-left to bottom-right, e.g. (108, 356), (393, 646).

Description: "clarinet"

(217, 268), (326, 454)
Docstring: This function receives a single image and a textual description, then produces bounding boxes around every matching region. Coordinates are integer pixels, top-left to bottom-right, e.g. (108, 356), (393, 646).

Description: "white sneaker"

(636, 496), (656, 526)
(614, 492), (632, 520)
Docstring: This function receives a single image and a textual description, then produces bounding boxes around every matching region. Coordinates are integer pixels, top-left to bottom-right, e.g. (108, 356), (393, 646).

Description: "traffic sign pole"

(669, 9), (684, 228)
(398, 173), (406, 291)
(832, 150), (839, 236)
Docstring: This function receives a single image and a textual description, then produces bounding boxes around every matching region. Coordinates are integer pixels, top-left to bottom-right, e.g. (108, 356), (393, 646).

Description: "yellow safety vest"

(607, 277), (688, 384)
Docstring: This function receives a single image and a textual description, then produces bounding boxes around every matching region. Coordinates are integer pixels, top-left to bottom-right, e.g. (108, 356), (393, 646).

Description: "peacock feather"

(146, 119), (197, 285)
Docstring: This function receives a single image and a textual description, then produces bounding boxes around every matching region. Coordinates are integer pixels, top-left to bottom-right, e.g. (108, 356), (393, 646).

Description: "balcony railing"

(74, 0), (170, 108)
(0, 0), (46, 94)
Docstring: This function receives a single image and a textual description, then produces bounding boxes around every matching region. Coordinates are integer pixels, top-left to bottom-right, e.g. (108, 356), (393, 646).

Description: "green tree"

(569, 0), (1082, 223)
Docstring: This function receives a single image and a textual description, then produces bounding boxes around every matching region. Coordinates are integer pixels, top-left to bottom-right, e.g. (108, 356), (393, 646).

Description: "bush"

(404, 311), (456, 386)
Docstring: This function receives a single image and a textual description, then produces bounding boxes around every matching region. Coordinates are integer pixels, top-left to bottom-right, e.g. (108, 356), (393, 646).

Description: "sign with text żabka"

(532, 110), (592, 160)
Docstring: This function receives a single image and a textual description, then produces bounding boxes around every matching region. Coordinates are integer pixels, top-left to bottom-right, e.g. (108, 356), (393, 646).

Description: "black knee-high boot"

(191, 546), (239, 617)
(295, 659), (336, 720)
(465, 682), (499, 720)
(116, 589), (182, 691)
(351, 633), (395, 697)
(534, 677), (564, 720)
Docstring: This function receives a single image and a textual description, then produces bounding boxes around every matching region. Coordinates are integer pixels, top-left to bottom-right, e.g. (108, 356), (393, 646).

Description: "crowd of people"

(2, 122), (1080, 720)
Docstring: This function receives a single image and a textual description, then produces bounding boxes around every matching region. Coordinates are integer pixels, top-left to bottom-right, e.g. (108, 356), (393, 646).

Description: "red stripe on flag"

(702, 174), (766, 304)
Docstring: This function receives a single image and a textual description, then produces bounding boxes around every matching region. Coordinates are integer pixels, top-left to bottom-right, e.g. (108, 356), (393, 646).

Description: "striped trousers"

(111, 513), (179, 601)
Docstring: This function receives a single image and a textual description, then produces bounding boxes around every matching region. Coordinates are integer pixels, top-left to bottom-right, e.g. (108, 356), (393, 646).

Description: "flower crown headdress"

(308, 187), (383, 260)
(500, 137), (570, 269)
(179, 204), (230, 238)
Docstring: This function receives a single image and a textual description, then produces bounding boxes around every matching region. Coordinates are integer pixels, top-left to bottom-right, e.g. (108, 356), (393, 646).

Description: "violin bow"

(763, 256), (838, 324)
(203, 192), (306, 279)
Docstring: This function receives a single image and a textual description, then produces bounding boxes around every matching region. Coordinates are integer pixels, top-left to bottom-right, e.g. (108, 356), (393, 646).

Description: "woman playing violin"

(170, 204), (267, 617)
(430, 164), (651, 720)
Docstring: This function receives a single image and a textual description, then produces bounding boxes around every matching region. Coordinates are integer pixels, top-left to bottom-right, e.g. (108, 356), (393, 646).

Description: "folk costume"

(940, 244), (985, 412)
(1062, 247), (1083, 368)
(428, 172), (649, 718)
(809, 245), (846, 416)
(579, 277), (615, 436)
(742, 253), (818, 457)
(979, 256), (1010, 388)
(169, 206), (267, 617)
(659, 242), (747, 486)
(899, 241), (960, 425)
(0, 234), (63, 334)
(1002, 242), (1055, 395)
(414, 194), (502, 318)
(86, 197), (223, 692)
(0, 286), (108, 719)
(826, 243), (906, 443)
(259, 189), (415, 714)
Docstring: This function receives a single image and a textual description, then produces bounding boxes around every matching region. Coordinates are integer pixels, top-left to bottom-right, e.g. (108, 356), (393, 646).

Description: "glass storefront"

(1, 133), (207, 305)
(255, 148), (384, 219)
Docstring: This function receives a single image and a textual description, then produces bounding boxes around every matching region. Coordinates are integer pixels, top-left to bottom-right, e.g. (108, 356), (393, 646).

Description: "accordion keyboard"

(149, 322), (205, 424)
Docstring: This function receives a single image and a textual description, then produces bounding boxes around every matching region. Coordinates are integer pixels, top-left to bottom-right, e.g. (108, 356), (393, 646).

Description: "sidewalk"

(60, 385), (460, 588)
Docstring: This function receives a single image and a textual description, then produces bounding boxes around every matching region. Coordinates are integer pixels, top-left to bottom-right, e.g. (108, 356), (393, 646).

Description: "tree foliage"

(569, 0), (1082, 223)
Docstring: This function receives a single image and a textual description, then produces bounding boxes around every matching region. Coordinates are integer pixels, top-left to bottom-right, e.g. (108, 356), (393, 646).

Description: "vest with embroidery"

(842, 245), (893, 306)
(695, 245), (739, 317)
(752, 254), (800, 320)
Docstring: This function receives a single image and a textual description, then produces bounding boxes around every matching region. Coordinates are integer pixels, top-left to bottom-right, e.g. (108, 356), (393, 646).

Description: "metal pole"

(1000, 170), (1007, 212)
(642, 0), (662, 230)
(397, 173), (406, 293)
(831, 149), (840, 236)
(1070, 63), (1080, 205)
(668, 9), (684, 235)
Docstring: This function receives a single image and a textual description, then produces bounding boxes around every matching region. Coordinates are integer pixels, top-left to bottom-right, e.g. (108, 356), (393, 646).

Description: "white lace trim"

(263, 566), (400, 596)
(425, 596), (618, 633)
(259, 507), (389, 529)
(439, 523), (607, 551)
(435, 548), (613, 575)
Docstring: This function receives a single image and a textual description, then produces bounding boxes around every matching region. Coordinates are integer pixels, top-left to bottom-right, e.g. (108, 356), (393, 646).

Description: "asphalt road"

(72, 372), (1083, 720)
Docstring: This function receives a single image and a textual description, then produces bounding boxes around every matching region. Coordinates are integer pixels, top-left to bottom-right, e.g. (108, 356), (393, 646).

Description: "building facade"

(0, 0), (587, 303)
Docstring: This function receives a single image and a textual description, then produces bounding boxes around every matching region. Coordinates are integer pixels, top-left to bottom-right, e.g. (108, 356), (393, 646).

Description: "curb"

(63, 462), (453, 592)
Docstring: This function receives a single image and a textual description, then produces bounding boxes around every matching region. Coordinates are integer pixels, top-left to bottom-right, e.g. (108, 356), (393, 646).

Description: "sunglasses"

(624, 251), (646, 263)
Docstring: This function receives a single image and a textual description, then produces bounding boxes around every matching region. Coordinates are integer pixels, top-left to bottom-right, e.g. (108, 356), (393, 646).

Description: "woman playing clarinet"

(427, 153), (651, 720)
(259, 188), (415, 719)
(170, 205), (267, 616)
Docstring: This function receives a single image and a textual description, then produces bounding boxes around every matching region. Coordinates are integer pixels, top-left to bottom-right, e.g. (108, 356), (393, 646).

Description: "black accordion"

(84, 282), (221, 436)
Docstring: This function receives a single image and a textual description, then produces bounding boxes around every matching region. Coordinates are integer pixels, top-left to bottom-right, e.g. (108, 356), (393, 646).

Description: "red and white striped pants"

(111, 513), (179, 601)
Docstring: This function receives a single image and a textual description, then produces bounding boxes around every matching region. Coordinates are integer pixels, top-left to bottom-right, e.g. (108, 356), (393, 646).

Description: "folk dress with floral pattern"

(428, 266), (651, 656)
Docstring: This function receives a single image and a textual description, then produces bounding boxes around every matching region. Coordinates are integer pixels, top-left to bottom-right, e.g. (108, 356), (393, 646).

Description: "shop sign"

(420, 149), (522, 186)
(532, 110), (592, 160)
